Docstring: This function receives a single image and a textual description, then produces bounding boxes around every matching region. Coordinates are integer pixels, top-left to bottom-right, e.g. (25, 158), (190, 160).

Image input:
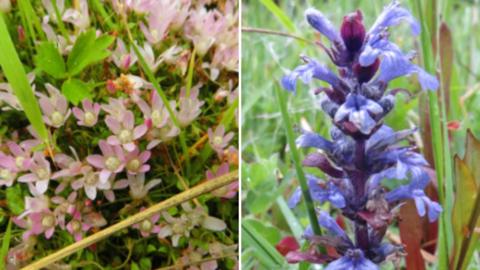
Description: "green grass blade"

(130, 42), (191, 176)
(259, 0), (296, 33)
(275, 197), (304, 240)
(18, 0), (46, 42)
(0, 14), (50, 144)
(0, 219), (13, 270)
(408, 1), (453, 268)
(242, 219), (285, 267)
(185, 48), (196, 97)
(274, 84), (322, 237)
(89, 0), (117, 31)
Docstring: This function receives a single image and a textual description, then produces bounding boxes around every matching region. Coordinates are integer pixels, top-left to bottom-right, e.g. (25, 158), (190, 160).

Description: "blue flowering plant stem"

(280, 1), (442, 269)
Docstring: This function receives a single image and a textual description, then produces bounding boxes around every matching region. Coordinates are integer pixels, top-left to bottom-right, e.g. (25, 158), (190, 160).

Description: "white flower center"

(51, 111), (64, 126)
(127, 158), (141, 172)
(42, 215), (55, 228)
(151, 110), (163, 127)
(15, 156), (25, 169)
(84, 112), (96, 126)
(213, 136), (223, 146)
(119, 129), (133, 144)
(36, 168), (48, 179)
(140, 220), (153, 232)
(105, 156), (120, 171)
(0, 169), (11, 179)
(70, 220), (81, 232)
(85, 173), (98, 185)
(172, 223), (185, 234)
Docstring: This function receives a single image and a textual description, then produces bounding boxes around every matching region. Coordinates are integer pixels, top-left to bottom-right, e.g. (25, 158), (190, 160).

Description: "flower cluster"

(280, 1), (441, 268)
(1, 0), (238, 268)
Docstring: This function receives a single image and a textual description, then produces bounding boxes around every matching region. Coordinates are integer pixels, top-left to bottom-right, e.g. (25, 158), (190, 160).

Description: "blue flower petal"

(376, 52), (439, 91)
(296, 131), (333, 152)
(281, 60), (341, 93)
(288, 187), (302, 208)
(427, 200), (443, 222)
(305, 8), (342, 43)
(318, 211), (347, 238)
(368, 0), (420, 36)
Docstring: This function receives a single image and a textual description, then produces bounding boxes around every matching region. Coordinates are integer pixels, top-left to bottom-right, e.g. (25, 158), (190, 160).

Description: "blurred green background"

(241, 0), (480, 269)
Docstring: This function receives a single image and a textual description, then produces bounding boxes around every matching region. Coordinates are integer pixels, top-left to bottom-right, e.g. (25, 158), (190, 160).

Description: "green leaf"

(242, 219), (285, 268)
(61, 79), (93, 105)
(259, 0), (296, 33)
(131, 262), (140, 270)
(139, 258), (152, 270)
(67, 30), (114, 76)
(35, 42), (66, 79)
(6, 184), (25, 215)
(452, 131), (480, 270)
(0, 219), (12, 270)
(0, 14), (50, 144)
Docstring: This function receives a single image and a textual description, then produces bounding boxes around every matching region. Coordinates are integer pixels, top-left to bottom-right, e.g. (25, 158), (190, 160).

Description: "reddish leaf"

(275, 236), (299, 256)
(399, 200), (426, 270)
(439, 22), (453, 115)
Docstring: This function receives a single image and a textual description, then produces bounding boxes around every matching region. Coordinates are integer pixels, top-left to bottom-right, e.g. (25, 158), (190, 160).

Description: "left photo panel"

(0, 0), (239, 269)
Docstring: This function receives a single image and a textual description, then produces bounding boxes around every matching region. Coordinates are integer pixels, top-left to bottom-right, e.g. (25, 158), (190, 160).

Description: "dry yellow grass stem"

(21, 170), (238, 270)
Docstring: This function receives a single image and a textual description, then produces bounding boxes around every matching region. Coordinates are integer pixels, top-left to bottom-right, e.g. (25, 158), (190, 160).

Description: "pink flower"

(206, 163), (238, 199)
(14, 209), (57, 240)
(112, 38), (137, 71)
(0, 72), (34, 110)
(208, 125), (234, 154)
(139, 0), (190, 44)
(51, 192), (77, 228)
(185, 8), (225, 56)
(177, 85), (204, 127)
(105, 110), (148, 151)
(137, 42), (163, 72)
(62, 0), (89, 30)
(125, 173), (161, 200)
(51, 153), (86, 193)
(66, 209), (91, 241)
(6, 140), (36, 171)
(101, 98), (126, 118)
(38, 84), (71, 128)
(125, 147), (151, 175)
(86, 140), (126, 183)
(72, 99), (101, 127)
(132, 208), (161, 237)
(71, 166), (111, 200)
(18, 152), (51, 194)
(0, 152), (18, 187)
(137, 91), (170, 129)
(158, 212), (189, 247)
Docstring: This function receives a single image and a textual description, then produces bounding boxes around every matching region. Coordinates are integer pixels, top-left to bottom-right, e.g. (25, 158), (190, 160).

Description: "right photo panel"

(241, 0), (480, 269)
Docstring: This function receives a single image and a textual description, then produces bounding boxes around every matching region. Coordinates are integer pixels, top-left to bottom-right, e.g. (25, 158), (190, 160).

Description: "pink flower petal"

(36, 179), (49, 194)
(86, 155), (105, 169)
(133, 124), (148, 139)
(99, 170), (112, 183)
(45, 227), (55, 239)
(18, 173), (37, 183)
(105, 116), (121, 133)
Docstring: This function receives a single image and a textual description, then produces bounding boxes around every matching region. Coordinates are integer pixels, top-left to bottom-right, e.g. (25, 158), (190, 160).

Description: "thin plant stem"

(242, 27), (315, 45)
(156, 253), (238, 270)
(121, 14), (191, 177)
(273, 84), (322, 237)
(20, 170), (238, 270)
